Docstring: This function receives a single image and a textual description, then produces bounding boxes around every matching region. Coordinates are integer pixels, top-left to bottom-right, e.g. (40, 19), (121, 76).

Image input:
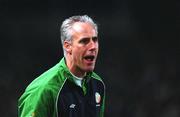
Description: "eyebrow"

(81, 36), (98, 40)
(92, 36), (98, 40)
(78, 36), (98, 44)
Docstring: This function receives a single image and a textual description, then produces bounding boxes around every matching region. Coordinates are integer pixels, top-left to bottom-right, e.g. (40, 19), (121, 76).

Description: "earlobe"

(64, 41), (72, 54)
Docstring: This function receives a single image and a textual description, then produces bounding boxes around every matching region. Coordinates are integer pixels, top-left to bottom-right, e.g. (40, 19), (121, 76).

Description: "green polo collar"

(59, 57), (93, 95)
(59, 57), (92, 80)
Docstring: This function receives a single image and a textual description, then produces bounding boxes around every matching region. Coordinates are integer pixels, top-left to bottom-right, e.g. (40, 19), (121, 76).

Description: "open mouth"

(84, 55), (95, 61)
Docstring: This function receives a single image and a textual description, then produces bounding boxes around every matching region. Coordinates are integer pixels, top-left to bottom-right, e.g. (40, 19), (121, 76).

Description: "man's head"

(60, 15), (99, 77)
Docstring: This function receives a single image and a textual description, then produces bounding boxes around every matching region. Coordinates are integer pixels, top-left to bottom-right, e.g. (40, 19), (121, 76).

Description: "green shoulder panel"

(91, 72), (103, 81)
(18, 59), (67, 117)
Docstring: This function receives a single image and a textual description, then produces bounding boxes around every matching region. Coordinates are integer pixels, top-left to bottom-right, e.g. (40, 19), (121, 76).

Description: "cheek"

(71, 44), (86, 59)
(72, 48), (83, 59)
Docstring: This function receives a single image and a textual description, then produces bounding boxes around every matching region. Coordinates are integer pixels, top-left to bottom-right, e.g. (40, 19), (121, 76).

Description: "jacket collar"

(59, 57), (92, 82)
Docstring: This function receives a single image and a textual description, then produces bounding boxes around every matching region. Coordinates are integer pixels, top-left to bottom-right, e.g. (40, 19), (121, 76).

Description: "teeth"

(84, 56), (94, 61)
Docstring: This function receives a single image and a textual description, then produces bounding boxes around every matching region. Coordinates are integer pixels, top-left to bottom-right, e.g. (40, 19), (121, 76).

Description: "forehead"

(71, 22), (97, 37)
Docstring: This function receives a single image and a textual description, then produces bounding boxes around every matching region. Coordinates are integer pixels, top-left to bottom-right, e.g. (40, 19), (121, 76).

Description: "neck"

(65, 57), (86, 78)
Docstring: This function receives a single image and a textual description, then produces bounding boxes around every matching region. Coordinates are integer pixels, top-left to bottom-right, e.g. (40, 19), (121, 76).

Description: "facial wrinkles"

(72, 22), (97, 52)
(72, 22), (97, 61)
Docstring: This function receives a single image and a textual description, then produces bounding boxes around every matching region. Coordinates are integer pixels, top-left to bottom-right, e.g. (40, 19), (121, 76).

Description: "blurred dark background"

(0, 0), (179, 116)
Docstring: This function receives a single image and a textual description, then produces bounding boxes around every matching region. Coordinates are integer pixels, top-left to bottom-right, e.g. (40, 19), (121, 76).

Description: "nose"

(89, 39), (98, 51)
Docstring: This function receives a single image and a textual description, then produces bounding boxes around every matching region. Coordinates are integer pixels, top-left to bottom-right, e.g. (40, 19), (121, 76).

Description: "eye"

(92, 37), (98, 42)
(79, 38), (90, 44)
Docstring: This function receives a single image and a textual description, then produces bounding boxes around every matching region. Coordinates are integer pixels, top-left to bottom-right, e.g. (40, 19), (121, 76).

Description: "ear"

(63, 41), (72, 54)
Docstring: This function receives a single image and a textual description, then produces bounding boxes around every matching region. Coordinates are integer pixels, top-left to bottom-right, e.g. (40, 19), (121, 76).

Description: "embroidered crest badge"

(95, 92), (101, 104)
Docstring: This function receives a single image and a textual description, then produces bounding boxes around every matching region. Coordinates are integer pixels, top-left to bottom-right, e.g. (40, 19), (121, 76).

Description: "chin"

(84, 67), (95, 72)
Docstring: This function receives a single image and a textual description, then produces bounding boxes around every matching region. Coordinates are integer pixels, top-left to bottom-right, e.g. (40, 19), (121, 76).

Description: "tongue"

(84, 56), (93, 60)
(87, 58), (92, 61)
(84, 56), (94, 62)
(85, 58), (92, 61)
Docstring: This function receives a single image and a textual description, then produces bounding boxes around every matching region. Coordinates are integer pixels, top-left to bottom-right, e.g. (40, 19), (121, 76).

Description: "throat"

(66, 58), (86, 77)
(69, 66), (86, 78)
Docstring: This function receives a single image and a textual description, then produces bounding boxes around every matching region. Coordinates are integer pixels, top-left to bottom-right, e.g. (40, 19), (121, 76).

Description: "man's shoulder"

(91, 72), (102, 81)
(18, 61), (67, 104)
(25, 61), (66, 95)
